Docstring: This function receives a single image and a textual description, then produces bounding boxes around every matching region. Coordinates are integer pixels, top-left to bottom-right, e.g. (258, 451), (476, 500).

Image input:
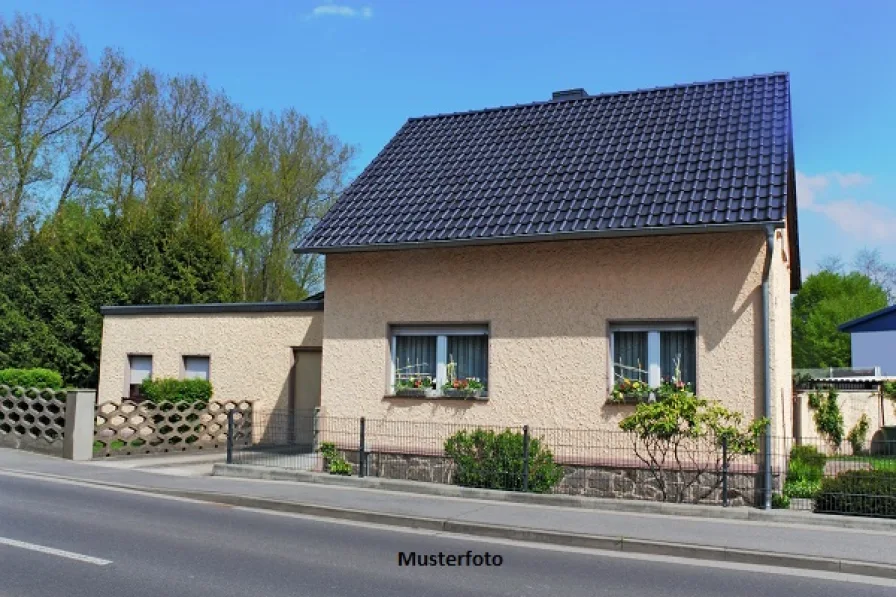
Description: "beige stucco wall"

(795, 388), (887, 453)
(321, 230), (790, 433)
(97, 311), (324, 414)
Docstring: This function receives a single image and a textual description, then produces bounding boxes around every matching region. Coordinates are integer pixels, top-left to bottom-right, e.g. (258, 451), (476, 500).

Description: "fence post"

(358, 417), (366, 478)
(62, 389), (97, 461)
(721, 435), (729, 507)
(522, 425), (530, 492)
(312, 407), (321, 454)
(226, 409), (234, 464)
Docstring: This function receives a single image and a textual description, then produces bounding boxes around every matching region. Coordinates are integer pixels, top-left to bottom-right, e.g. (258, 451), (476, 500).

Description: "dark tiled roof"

(298, 73), (794, 252)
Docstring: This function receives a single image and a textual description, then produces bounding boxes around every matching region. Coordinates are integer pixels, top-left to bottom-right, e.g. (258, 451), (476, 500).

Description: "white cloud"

(309, 3), (373, 19)
(797, 170), (895, 243)
(833, 172), (873, 188)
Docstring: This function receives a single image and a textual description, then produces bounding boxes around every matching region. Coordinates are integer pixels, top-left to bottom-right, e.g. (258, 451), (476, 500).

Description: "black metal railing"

(226, 409), (896, 518)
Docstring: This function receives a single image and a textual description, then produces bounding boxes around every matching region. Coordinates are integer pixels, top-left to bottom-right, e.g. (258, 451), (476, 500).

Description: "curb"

(7, 467), (896, 580)
(213, 463), (896, 533)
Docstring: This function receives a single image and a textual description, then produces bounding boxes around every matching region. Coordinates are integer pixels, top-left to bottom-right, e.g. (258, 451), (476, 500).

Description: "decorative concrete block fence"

(0, 385), (96, 459)
(94, 398), (254, 458)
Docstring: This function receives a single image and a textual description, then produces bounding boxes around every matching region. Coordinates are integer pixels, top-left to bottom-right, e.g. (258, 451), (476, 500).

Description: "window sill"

(384, 393), (489, 402)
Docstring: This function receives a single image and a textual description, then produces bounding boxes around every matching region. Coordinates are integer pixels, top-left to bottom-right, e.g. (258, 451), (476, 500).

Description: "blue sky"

(8, 0), (896, 275)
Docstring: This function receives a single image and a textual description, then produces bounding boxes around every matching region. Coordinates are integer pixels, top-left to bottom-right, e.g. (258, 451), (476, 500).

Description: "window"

(610, 323), (696, 389)
(183, 356), (210, 381)
(391, 325), (489, 393)
(127, 355), (152, 400)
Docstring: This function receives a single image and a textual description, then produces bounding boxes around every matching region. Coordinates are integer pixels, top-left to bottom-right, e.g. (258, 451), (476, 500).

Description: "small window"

(611, 323), (696, 390)
(127, 355), (152, 400)
(391, 325), (489, 393)
(183, 356), (210, 381)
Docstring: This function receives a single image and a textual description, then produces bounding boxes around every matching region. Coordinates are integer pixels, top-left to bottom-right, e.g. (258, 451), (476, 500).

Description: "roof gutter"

(761, 224), (775, 510)
(295, 221), (787, 255)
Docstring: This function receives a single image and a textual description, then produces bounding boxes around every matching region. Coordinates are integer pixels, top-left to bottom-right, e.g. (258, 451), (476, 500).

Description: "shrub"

(0, 368), (64, 390)
(771, 493), (791, 509)
(783, 478), (821, 499)
(787, 459), (824, 484)
(807, 389), (844, 449)
(319, 442), (351, 476)
(139, 378), (213, 404)
(444, 428), (563, 493)
(847, 414), (871, 456)
(618, 391), (767, 503)
(789, 445), (827, 471)
(814, 470), (896, 518)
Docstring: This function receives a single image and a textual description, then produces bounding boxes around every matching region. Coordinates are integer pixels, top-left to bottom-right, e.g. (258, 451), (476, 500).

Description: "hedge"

(0, 368), (64, 390)
(814, 470), (896, 518)
(444, 428), (563, 493)
(139, 378), (213, 404)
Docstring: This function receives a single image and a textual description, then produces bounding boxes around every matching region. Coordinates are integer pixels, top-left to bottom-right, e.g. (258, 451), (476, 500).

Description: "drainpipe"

(761, 225), (776, 510)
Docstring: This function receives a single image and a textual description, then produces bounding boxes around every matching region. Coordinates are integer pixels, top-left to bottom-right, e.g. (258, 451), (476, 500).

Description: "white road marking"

(0, 536), (112, 566)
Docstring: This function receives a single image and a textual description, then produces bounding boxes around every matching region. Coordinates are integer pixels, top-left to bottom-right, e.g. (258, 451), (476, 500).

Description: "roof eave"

(838, 305), (896, 332)
(295, 221), (786, 255)
(100, 301), (325, 316)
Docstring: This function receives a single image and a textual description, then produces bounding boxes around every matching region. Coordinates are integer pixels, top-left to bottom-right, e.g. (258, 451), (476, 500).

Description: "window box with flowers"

(442, 377), (486, 399)
(394, 375), (440, 398)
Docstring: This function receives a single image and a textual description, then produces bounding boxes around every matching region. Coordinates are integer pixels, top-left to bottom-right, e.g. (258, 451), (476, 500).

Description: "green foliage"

(847, 414), (871, 456)
(0, 368), (64, 389)
(771, 493), (791, 509)
(807, 390), (844, 449)
(791, 271), (888, 368)
(139, 378), (213, 404)
(319, 442), (352, 476)
(618, 391), (767, 502)
(784, 444), (827, 499)
(0, 14), (356, 387)
(815, 470), (896, 518)
(444, 429), (563, 493)
(789, 445), (828, 471)
(783, 478), (822, 499)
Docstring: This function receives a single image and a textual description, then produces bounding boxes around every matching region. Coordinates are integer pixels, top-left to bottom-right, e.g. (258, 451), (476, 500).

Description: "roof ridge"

(407, 72), (790, 122)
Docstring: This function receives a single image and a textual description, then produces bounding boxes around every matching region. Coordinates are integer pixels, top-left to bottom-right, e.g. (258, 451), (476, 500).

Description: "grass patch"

(829, 456), (896, 472)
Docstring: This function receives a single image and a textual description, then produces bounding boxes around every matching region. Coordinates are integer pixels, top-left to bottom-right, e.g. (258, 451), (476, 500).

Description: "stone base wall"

(340, 450), (781, 507)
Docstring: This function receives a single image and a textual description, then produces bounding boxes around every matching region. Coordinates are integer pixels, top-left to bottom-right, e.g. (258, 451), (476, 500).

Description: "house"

(98, 73), (800, 444)
(839, 305), (896, 376)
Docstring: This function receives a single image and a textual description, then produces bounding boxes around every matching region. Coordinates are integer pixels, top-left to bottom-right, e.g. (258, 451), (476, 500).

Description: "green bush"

(783, 478), (822, 499)
(789, 445), (827, 472)
(319, 442), (352, 476)
(788, 457), (825, 484)
(139, 378), (213, 404)
(815, 470), (896, 518)
(847, 414), (870, 456)
(807, 389), (844, 449)
(771, 493), (791, 509)
(0, 368), (64, 390)
(444, 428), (563, 493)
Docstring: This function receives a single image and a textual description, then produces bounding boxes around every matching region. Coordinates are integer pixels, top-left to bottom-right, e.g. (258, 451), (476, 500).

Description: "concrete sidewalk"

(2, 448), (896, 579)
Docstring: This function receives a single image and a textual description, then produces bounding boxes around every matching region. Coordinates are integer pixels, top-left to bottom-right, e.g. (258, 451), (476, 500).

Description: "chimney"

(551, 88), (588, 101)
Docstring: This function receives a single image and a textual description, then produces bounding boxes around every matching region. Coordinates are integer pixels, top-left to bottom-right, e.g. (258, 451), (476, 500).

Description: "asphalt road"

(0, 472), (893, 597)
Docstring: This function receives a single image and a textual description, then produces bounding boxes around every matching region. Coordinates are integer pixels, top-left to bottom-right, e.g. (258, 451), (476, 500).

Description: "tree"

(791, 271), (888, 368)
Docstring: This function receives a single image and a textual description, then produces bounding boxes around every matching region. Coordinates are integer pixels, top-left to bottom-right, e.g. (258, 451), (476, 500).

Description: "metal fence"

(226, 409), (896, 517)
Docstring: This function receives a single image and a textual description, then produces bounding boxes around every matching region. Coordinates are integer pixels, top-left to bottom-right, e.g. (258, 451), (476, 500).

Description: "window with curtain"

(660, 330), (696, 386)
(183, 356), (210, 381)
(612, 331), (648, 383)
(394, 336), (437, 380)
(610, 323), (696, 390)
(391, 325), (489, 394)
(447, 335), (488, 385)
(127, 355), (152, 400)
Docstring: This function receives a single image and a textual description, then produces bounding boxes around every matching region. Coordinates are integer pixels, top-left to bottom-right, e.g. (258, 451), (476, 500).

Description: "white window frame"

(390, 325), (489, 394)
(609, 322), (696, 390)
(126, 354), (153, 399)
(182, 355), (211, 381)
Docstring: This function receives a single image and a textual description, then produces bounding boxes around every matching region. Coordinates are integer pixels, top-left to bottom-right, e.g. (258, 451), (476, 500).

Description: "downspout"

(761, 225), (775, 510)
